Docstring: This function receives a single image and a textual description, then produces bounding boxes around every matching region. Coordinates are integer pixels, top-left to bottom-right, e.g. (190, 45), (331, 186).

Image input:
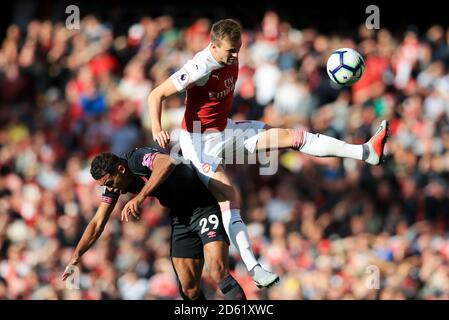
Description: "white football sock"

(299, 131), (363, 160)
(221, 207), (258, 272)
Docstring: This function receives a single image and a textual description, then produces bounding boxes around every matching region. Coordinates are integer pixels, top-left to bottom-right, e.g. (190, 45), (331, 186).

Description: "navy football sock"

(219, 275), (246, 300)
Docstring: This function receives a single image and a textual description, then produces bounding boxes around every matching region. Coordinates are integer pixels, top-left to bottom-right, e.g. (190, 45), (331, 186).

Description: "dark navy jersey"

(102, 147), (217, 213)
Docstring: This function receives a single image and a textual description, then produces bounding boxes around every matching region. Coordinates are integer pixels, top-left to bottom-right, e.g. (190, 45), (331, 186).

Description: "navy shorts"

(170, 205), (229, 259)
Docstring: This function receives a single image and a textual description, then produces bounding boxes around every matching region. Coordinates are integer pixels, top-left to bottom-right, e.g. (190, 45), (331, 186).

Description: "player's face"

(212, 37), (241, 65)
(97, 165), (132, 193)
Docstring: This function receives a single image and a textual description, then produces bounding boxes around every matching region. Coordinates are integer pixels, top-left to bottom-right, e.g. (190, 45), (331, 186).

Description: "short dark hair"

(210, 19), (242, 46)
(90, 152), (123, 180)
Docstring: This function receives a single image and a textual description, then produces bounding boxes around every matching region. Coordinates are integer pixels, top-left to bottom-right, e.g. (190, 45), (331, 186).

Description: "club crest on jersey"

(202, 163), (211, 173)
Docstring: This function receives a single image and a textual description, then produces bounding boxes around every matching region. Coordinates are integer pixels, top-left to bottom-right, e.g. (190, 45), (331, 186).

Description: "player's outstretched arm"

(148, 78), (178, 148)
(61, 199), (118, 281)
(121, 153), (177, 221)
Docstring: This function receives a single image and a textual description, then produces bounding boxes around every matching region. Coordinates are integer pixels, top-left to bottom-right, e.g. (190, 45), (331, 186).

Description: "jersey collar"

(206, 43), (223, 68)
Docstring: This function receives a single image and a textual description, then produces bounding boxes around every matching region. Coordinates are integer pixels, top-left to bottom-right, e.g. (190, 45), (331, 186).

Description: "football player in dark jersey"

(62, 147), (246, 300)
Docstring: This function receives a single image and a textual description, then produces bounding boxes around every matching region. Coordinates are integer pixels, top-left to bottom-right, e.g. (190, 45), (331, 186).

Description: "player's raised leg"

(255, 120), (389, 165)
(208, 165), (279, 288)
(178, 129), (279, 288)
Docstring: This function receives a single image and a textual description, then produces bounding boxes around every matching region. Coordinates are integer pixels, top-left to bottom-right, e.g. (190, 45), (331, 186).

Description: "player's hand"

(153, 130), (170, 148)
(61, 261), (78, 282)
(121, 196), (144, 222)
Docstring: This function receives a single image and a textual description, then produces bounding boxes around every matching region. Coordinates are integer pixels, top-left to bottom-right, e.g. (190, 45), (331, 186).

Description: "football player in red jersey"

(148, 19), (389, 288)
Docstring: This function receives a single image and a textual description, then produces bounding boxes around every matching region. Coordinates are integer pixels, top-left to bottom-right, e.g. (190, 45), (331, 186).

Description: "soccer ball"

(327, 48), (365, 86)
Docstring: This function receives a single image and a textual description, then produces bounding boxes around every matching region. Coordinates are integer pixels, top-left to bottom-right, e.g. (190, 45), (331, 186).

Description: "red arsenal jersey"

(170, 45), (238, 132)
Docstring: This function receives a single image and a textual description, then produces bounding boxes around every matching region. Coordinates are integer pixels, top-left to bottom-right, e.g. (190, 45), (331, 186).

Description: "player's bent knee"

(285, 128), (297, 146)
(285, 128), (296, 138)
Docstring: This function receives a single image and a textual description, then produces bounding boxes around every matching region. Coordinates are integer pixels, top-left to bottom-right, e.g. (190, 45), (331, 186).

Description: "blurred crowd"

(1, 10), (449, 300)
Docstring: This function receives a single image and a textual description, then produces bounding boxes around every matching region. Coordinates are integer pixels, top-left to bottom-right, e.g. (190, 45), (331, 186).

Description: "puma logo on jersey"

(212, 74), (220, 80)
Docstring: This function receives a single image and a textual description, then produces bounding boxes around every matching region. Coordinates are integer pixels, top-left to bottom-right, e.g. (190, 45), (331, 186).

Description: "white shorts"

(179, 119), (266, 185)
